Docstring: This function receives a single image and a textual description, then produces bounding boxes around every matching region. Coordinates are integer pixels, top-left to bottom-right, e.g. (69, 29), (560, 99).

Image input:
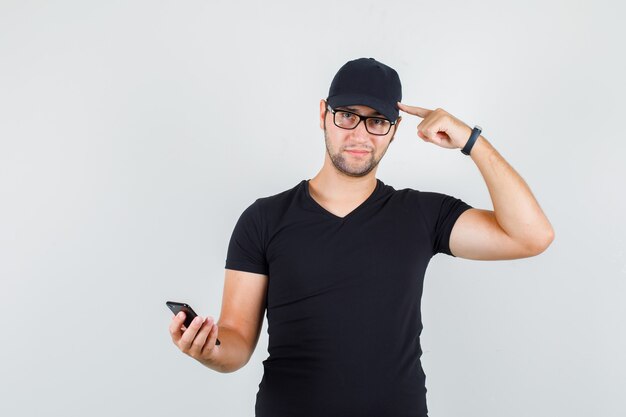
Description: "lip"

(345, 149), (370, 155)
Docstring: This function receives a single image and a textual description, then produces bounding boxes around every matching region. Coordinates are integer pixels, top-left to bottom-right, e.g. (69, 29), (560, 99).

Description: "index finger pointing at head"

(397, 102), (432, 118)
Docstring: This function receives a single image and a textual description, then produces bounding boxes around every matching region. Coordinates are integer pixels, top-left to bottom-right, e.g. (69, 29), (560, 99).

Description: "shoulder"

(253, 180), (304, 211)
(379, 182), (441, 208)
(380, 182), (471, 223)
(238, 180), (306, 228)
(230, 182), (303, 243)
(396, 187), (465, 207)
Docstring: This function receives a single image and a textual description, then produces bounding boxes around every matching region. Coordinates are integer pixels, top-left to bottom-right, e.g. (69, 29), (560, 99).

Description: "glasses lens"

(332, 109), (392, 135)
(365, 118), (391, 135)
(334, 111), (359, 129)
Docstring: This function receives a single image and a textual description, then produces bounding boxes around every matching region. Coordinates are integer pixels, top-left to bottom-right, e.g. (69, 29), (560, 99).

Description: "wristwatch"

(461, 125), (482, 155)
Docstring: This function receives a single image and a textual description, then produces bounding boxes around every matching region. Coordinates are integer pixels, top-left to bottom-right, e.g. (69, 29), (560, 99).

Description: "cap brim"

(327, 93), (398, 122)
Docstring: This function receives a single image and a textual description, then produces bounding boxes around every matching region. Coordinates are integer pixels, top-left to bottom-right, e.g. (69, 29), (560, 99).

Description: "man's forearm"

(469, 135), (554, 249)
(204, 325), (252, 374)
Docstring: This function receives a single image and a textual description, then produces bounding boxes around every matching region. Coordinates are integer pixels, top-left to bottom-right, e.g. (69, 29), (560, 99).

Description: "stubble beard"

(323, 119), (392, 178)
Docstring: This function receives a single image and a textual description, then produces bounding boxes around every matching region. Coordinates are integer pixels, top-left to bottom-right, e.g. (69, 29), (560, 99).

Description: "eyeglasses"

(326, 103), (396, 136)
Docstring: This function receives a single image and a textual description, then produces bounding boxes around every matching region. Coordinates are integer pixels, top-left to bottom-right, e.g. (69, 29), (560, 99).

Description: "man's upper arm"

(217, 268), (268, 360)
(449, 208), (547, 260)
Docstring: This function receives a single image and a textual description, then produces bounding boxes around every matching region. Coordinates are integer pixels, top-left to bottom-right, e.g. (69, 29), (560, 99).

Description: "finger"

(416, 119), (433, 142)
(190, 316), (214, 356)
(397, 102), (432, 118)
(420, 124), (443, 143)
(179, 315), (205, 351)
(201, 321), (220, 356)
(169, 311), (186, 344)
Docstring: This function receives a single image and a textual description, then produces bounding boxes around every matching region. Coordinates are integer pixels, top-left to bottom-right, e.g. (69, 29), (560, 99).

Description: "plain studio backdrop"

(1, 0), (624, 416)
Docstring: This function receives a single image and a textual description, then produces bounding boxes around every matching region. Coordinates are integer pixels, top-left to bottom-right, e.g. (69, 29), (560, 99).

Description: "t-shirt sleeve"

(416, 191), (473, 257)
(224, 199), (269, 275)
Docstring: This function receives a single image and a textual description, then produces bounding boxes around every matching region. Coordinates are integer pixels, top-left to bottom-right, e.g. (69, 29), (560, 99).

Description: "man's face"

(320, 99), (401, 178)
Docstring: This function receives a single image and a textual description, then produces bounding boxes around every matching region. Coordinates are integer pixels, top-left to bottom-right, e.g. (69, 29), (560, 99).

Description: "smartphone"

(166, 301), (221, 345)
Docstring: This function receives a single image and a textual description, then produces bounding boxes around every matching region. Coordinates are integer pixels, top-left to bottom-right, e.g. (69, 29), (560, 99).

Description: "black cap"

(326, 57), (402, 122)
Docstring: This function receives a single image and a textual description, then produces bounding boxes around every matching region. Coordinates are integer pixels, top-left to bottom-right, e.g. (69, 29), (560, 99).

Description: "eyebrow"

(336, 106), (385, 117)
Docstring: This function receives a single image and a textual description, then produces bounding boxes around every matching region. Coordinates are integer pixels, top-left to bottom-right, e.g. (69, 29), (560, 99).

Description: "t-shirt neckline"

(303, 178), (381, 221)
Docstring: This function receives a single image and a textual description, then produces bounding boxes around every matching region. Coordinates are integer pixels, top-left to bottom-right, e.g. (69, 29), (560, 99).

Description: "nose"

(351, 118), (371, 138)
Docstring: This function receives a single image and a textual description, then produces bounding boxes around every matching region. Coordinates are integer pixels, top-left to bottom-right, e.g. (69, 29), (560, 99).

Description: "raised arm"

(397, 102), (554, 260)
(449, 135), (554, 260)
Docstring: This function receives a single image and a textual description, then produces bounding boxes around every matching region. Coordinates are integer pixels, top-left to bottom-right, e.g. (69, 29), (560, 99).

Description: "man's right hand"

(169, 311), (221, 368)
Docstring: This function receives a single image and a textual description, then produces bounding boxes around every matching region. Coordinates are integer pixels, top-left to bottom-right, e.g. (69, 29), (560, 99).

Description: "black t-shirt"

(225, 178), (472, 417)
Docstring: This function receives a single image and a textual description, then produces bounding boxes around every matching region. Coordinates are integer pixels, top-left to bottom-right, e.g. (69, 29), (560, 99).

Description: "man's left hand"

(397, 102), (473, 150)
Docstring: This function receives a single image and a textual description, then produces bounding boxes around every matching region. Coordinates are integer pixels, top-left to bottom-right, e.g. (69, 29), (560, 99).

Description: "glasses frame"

(325, 103), (396, 136)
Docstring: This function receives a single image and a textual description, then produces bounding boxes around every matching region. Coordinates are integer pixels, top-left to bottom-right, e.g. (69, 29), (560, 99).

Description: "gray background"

(1, 0), (624, 416)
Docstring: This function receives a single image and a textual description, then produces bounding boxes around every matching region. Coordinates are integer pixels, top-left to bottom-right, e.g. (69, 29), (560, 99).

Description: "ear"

(320, 99), (327, 130)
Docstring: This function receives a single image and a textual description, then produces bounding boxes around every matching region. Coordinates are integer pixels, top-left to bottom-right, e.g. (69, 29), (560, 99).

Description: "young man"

(169, 57), (555, 417)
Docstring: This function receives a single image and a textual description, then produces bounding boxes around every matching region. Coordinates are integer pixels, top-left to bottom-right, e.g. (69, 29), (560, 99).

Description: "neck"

(308, 163), (378, 205)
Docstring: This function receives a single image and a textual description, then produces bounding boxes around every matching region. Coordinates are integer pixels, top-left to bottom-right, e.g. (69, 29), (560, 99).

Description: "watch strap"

(461, 125), (482, 155)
